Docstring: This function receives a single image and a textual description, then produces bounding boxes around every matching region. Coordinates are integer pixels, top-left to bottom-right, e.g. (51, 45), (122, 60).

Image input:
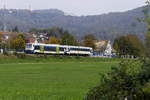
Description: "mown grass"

(0, 55), (118, 100)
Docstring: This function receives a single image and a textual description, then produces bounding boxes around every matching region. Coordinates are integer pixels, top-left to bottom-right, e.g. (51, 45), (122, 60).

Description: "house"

(0, 32), (13, 53)
(31, 33), (49, 43)
(0, 32), (22, 40)
(25, 33), (38, 43)
(94, 40), (113, 57)
(0, 32), (11, 40)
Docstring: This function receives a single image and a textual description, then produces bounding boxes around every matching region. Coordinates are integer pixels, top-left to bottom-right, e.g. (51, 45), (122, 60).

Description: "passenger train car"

(25, 43), (93, 56)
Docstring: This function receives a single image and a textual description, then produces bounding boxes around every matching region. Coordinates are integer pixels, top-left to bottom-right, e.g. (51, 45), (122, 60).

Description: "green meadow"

(0, 56), (118, 100)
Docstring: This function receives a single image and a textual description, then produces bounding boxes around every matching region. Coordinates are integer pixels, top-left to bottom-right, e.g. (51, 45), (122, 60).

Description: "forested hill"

(0, 6), (148, 40)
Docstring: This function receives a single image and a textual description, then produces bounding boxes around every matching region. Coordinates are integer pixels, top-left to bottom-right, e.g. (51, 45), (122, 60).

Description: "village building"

(94, 40), (114, 57)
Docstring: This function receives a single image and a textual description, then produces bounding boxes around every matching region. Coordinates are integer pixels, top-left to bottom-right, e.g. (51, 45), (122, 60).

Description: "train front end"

(25, 43), (35, 54)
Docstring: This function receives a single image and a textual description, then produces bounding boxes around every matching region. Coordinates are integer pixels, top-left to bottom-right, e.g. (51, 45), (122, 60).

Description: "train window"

(70, 48), (78, 51)
(59, 47), (65, 51)
(44, 46), (56, 51)
(70, 48), (90, 52)
(34, 45), (40, 50)
(81, 48), (90, 51)
(83, 49), (91, 52)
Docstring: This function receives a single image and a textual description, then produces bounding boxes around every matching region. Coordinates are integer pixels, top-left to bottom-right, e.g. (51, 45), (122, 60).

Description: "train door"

(40, 45), (44, 53)
(56, 46), (59, 54)
(64, 47), (70, 55)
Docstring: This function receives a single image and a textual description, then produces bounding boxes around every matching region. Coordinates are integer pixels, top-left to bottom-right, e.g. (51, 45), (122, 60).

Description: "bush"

(85, 59), (150, 100)
(14, 52), (26, 59)
(3, 51), (9, 56)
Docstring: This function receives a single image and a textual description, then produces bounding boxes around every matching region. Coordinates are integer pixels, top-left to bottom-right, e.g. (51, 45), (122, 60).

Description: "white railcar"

(25, 43), (93, 56)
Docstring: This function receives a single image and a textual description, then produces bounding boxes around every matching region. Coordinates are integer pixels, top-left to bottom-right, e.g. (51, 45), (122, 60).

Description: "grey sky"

(0, 0), (146, 15)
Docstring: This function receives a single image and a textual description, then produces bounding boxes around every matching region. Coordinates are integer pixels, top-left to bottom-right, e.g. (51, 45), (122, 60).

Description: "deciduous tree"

(113, 34), (145, 57)
(85, 59), (150, 100)
(61, 32), (79, 46)
(12, 26), (19, 32)
(83, 34), (96, 49)
(45, 37), (60, 44)
(0, 34), (3, 49)
(10, 34), (26, 50)
(138, 0), (150, 57)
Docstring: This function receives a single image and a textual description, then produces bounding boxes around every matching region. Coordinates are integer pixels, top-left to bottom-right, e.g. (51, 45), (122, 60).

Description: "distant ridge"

(0, 6), (148, 40)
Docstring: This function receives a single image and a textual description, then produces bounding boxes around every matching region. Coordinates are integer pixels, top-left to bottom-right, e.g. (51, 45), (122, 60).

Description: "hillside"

(0, 6), (148, 40)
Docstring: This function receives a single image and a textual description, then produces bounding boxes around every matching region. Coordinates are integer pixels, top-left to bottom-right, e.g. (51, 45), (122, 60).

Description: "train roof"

(60, 45), (92, 49)
(26, 43), (92, 49)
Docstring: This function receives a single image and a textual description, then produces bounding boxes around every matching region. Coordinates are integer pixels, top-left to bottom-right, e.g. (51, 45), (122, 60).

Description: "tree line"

(30, 27), (96, 48)
(0, 28), (97, 52)
(30, 27), (149, 58)
(113, 34), (145, 58)
(0, 26), (148, 58)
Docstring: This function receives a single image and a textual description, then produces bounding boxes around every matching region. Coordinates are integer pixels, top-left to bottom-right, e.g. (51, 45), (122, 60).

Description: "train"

(25, 43), (93, 56)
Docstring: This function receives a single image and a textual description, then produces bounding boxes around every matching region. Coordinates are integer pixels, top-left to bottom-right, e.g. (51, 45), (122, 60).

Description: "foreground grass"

(0, 54), (120, 63)
(0, 55), (118, 100)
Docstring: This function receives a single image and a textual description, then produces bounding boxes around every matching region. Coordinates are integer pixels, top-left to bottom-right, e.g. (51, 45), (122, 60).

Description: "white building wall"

(104, 41), (112, 56)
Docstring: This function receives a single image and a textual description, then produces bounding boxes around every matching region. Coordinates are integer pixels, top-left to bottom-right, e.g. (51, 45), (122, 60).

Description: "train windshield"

(26, 44), (32, 48)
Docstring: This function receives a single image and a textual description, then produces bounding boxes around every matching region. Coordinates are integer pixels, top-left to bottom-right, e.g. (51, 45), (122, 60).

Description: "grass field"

(0, 56), (118, 100)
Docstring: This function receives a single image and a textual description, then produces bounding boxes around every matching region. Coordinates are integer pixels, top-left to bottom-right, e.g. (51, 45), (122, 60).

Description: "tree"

(0, 34), (3, 49)
(12, 26), (19, 32)
(83, 34), (96, 49)
(85, 2), (150, 100)
(0, 34), (2, 42)
(60, 32), (79, 46)
(85, 59), (150, 100)
(29, 27), (66, 38)
(138, 0), (150, 57)
(45, 37), (60, 44)
(10, 34), (26, 50)
(29, 27), (80, 45)
(113, 34), (145, 57)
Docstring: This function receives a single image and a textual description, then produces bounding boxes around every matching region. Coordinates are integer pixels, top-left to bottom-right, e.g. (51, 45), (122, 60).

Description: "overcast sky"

(0, 0), (146, 15)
